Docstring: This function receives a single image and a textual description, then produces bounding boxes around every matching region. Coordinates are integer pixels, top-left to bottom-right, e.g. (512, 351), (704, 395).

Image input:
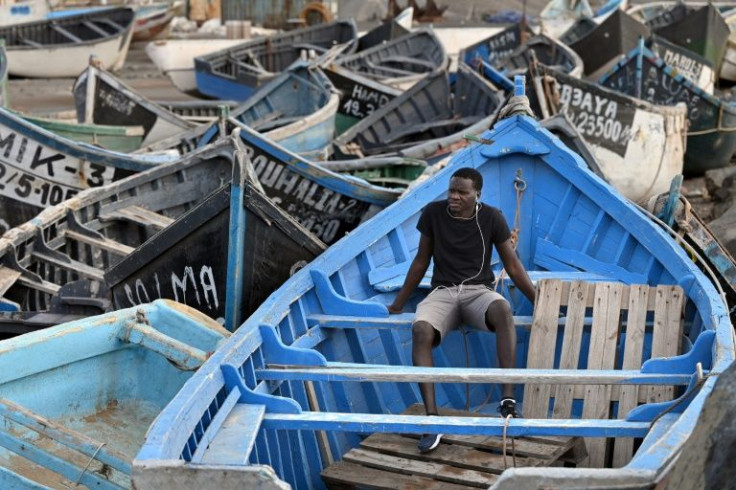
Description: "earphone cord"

(440, 202), (486, 299)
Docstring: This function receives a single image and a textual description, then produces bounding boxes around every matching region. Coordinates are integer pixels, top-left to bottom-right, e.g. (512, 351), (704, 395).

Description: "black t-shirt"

(417, 200), (511, 289)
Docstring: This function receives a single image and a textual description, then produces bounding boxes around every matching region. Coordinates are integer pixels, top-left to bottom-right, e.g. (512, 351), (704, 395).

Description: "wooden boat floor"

(322, 404), (586, 490)
(0, 399), (161, 487)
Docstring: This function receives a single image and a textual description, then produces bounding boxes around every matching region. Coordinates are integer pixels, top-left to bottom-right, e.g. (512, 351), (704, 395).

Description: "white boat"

(0, 7), (134, 77)
(145, 32), (276, 95)
(132, 1), (181, 41)
(0, 0), (48, 27)
(719, 8), (736, 82)
(532, 64), (687, 202)
(540, 0), (628, 39)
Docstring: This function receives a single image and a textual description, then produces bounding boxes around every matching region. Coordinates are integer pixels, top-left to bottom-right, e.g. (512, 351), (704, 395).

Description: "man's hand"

(387, 303), (403, 314)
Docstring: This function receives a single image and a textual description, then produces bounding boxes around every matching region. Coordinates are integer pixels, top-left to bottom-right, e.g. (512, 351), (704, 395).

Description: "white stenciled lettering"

(121, 265), (220, 311)
(200, 266), (218, 310)
(171, 266), (201, 305)
(99, 86), (136, 116)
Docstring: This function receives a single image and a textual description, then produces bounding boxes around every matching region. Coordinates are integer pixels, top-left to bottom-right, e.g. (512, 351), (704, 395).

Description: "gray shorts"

(414, 284), (508, 345)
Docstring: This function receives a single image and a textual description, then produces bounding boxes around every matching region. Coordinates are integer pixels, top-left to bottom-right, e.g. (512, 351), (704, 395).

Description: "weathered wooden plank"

(360, 433), (531, 473)
(524, 279), (563, 419)
(581, 282), (623, 468)
(99, 205), (174, 230)
(200, 404), (264, 465)
(0, 266), (21, 297)
(648, 286), (685, 404)
(612, 284), (649, 468)
(552, 280), (590, 418)
(64, 230), (134, 256)
(322, 460), (471, 490)
(343, 447), (497, 487)
(29, 251), (105, 282)
(401, 404), (580, 463)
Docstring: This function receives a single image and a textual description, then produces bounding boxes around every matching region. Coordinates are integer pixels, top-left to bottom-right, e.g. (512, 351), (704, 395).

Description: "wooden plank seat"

(321, 404), (586, 490)
(98, 205), (174, 231)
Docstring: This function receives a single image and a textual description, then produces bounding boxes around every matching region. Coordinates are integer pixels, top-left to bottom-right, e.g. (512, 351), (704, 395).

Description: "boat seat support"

(221, 364), (301, 414)
(311, 269), (388, 317)
(260, 324), (327, 366)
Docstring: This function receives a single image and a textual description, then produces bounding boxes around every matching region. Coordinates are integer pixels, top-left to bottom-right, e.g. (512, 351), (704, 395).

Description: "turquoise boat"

(133, 80), (734, 488)
(0, 299), (229, 489)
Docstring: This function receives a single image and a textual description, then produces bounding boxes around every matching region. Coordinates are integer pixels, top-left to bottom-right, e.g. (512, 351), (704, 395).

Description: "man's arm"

(497, 239), (535, 304)
(387, 233), (433, 314)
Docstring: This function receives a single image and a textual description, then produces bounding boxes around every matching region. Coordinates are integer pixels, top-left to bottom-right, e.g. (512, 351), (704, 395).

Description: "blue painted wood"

(0, 398), (130, 474)
(310, 269), (388, 317)
(260, 324), (327, 366)
(626, 373), (702, 422)
(262, 412), (651, 438)
(255, 364), (694, 385)
(642, 330), (715, 373)
(536, 238), (648, 284)
(190, 388), (242, 463)
(0, 430), (123, 489)
(221, 364), (301, 414)
(224, 147), (247, 331)
(200, 404), (265, 465)
(119, 322), (208, 370)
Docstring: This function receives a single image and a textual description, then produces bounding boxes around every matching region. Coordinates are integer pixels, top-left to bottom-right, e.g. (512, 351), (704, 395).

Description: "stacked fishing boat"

(531, 0), (736, 176)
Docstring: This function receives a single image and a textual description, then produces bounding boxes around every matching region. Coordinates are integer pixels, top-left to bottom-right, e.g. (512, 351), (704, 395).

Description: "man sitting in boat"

(388, 167), (536, 454)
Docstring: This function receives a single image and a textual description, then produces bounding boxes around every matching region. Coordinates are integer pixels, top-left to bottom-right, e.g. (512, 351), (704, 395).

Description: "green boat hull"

(22, 114), (144, 153)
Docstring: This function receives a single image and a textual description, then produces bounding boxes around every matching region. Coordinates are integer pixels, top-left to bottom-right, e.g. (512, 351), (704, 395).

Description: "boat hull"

(0, 107), (174, 234)
(600, 42), (736, 174)
(531, 65), (686, 201)
(145, 39), (248, 95)
(1, 7), (135, 77)
(194, 20), (358, 100)
(74, 63), (193, 147)
(0, 300), (229, 488)
(134, 109), (734, 489)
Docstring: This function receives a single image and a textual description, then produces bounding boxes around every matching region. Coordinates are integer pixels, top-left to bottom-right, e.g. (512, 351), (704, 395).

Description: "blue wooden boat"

(73, 60), (194, 148)
(140, 63), (339, 157)
(332, 64), (503, 159)
(0, 105), (177, 235)
(194, 20), (358, 101)
(0, 299), (230, 488)
(133, 79), (734, 488)
(599, 39), (736, 175)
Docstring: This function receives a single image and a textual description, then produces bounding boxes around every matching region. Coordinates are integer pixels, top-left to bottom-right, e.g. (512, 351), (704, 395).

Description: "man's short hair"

(451, 167), (483, 192)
